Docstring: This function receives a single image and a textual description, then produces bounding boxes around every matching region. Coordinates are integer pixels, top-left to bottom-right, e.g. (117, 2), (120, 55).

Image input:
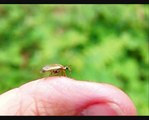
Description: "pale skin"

(0, 77), (137, 115)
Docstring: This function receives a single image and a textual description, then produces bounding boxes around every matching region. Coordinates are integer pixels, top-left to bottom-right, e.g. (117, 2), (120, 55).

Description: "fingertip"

(1, 76), (136, 116)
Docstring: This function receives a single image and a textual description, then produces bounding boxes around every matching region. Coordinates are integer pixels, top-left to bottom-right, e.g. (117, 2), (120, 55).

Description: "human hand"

(0, 77), (137, 116)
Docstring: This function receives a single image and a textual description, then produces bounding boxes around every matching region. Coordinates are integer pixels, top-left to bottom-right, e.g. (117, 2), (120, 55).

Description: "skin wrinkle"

(29, 81), (57, 115)
(96, 83), (136, 115)
(34, 77), (131, 115)
(26, 99), (36, 115)
(74, 97), (120, 115)
(19, 81), (50, 115)
(36, 96), (53, 115)
(78, 101), (124, 116)
(29, 106), (37, 115)
(48, 79), (122, 115)
(72, 80), (136, 115)
(36, 96), (72, 115)
(33, 94), (40, 115)
(84, 81), (134, 115)
(27, 77), (135, 115)
(0, 77), (136, 115)
(48, 78), (108, 113)
(21, 100), (33, 115)
(18, 84), (45, 115)
(32, 78), (80, 115)
(43, 79), (81, 115)
(39, 78), (114, 115)
(18, 87), (35, 115)
(8, 88), (22, 115)
(37, 94), (76, 115)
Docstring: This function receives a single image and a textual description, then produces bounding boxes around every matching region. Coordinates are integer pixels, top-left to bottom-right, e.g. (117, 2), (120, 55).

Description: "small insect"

(40, 64), (71, 76)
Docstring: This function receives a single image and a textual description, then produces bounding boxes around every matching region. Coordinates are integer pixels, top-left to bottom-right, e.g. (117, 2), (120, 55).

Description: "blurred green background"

(0, 4), (148, 115)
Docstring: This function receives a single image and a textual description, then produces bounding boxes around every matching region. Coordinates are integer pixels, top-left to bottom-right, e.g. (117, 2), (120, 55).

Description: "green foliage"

(0, 4), (148, 115)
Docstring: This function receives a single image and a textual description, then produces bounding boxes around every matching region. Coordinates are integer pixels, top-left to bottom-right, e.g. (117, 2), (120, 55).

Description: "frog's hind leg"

(49, 71), (53, 76)
(61, 70), (66, 76)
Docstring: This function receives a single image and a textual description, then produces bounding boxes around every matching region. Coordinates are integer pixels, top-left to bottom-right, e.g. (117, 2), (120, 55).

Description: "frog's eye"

(66, 66), (71, 72)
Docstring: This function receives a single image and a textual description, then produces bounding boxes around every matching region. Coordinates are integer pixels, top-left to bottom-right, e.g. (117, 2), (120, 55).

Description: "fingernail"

(80, 102), (124, 116)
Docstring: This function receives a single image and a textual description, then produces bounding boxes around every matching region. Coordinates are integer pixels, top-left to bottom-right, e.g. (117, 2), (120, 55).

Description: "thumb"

(0, 77), (137, 115)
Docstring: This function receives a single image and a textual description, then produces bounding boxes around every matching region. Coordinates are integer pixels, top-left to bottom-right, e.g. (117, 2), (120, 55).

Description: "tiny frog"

(41, 64), (71, 76)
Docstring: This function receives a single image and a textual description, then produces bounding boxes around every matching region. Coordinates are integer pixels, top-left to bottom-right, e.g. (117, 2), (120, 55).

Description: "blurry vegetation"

(0, 5), (148, 115)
